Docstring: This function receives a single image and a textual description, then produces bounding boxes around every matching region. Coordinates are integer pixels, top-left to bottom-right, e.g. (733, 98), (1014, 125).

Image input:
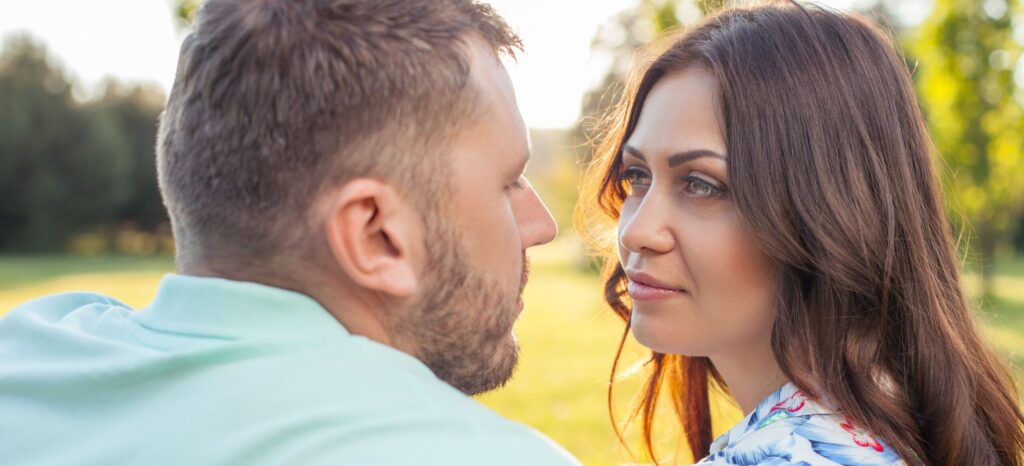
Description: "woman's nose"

(618, 195), (673, 255)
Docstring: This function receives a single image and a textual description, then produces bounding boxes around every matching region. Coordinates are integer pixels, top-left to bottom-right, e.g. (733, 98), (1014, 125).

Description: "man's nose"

(516, 178), (557, 249)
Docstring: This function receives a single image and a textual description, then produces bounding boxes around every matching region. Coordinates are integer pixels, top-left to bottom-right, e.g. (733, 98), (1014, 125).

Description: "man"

(0, 1), (579, 464)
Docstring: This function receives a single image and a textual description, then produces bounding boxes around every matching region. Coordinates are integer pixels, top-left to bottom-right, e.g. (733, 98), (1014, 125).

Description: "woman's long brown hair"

(577, 2), (1024, 465)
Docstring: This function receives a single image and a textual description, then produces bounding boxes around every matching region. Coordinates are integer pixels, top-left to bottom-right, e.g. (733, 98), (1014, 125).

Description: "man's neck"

(179, 261), (397, 349)
(299, 277), (396, 349)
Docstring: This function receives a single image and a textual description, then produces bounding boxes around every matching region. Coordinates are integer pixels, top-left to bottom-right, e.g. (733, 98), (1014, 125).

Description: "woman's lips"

(622, 272), (688, 301)
(627, 280), (684, 301)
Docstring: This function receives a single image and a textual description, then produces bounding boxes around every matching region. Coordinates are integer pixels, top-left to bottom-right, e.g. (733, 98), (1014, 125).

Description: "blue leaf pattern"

(696, 383), (911, 466)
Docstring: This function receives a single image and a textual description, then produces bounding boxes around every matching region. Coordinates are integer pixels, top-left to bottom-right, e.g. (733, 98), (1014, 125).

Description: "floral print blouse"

(697, 383), (909, 465)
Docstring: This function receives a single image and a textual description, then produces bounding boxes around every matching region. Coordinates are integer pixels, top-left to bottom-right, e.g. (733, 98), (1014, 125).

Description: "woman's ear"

(321, 178), (422, 298)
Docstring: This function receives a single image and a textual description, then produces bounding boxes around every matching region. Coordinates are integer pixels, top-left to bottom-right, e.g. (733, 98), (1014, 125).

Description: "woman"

(578, 2), (1024, 465)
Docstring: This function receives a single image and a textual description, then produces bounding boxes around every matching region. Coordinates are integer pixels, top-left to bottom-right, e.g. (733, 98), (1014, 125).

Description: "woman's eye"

(682, 175), (725, 197)
(620, 167), (651, 191)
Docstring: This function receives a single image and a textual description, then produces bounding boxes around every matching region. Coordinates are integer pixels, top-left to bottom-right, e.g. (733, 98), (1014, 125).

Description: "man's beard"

(393, 222), (528, 396)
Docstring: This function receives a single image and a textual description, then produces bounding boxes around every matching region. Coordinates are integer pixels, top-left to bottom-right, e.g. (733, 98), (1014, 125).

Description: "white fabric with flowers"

(697, 383), (909, 465)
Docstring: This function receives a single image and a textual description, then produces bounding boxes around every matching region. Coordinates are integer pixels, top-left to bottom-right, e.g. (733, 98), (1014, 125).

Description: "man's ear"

(322, 178), (422, 298)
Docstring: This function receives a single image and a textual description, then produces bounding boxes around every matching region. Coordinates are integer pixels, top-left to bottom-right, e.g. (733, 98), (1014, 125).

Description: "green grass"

(0, 255), (175, 312)
(1, 245), (1022, 465)
(969, 272), (1024, 374)
(0, 255), (175, 291)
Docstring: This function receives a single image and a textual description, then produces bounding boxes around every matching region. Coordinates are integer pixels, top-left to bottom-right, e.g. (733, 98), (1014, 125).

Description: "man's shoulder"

(0, 291), (136, 367)
(1, 291), (132, 334)
(0, 291), (581, 466)
(310, 343), (580, 465)
(426, 395), (580, 465)
(303, 401), (581, 466)
(4, 291), (131, 321)
(349, 412), (580, 466)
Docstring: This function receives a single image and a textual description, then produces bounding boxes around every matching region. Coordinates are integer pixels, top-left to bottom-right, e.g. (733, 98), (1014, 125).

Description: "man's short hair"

(157, 0), (520, 263)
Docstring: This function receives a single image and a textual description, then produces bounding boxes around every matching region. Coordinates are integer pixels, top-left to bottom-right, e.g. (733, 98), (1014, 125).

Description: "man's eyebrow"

(622, 144), (725, 167)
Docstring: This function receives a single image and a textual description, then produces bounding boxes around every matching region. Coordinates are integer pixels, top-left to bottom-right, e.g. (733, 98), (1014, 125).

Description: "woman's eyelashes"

(682, 174), (727, 197)
(620, 164), (727, 198)
(621, 166), (651, 191)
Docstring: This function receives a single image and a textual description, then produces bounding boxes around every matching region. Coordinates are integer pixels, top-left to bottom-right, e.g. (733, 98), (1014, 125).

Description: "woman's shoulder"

(700, 414), (906, 465)
(699, 386), (909, 466)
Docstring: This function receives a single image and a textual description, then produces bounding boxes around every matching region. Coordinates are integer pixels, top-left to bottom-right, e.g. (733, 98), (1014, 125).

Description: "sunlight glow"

(2, 0), (925, 129)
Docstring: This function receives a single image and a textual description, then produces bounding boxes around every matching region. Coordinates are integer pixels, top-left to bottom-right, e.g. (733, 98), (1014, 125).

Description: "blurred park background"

(1, 0), (1023, 464)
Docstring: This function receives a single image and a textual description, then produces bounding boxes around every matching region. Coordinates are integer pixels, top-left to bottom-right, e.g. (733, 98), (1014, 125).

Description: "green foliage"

(912, 0), (1023, 293)
(577, 1), (685, 164)
(527, 129), (580, 232)
(697, 0), (727, 16)
(646, 0), (683, 33)
(0, 37), (131, 250)
(175, 0), (200, 28)
(89, 81), (168, 230)
(0, 36), (167, 252)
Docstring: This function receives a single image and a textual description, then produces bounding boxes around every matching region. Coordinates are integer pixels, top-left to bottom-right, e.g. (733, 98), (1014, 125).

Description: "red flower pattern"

(840, 419), (885, 452)
(770, 390), (806, 413)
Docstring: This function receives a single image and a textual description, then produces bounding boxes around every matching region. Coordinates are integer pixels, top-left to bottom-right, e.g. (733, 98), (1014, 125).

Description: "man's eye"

(682, 175), (726, 197)
(507, 177), (525, 191)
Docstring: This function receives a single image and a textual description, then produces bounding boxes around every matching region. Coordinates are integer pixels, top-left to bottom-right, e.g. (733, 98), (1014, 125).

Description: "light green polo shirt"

(0, 274), (580, 466)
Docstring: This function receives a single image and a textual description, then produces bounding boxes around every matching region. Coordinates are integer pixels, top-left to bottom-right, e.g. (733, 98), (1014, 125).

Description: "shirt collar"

(709, 382), (834, 454)
(131, 274), (349, 341)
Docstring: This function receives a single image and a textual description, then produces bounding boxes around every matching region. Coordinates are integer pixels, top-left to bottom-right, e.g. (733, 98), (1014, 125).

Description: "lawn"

(1, 243), (1022, 466)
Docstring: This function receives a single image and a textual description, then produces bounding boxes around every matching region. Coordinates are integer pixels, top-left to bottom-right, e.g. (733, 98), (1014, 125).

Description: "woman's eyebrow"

(623, 144), (725, 167)
(667, 149), (725, 167)
(622, 145), (646, 161)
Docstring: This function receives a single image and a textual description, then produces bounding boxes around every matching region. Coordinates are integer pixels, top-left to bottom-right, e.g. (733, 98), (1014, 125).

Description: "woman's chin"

(631, 320), (707, 356)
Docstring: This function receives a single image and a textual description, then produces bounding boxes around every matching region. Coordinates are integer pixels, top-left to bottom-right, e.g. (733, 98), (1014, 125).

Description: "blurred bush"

(913, 0), (1024, 296)
(0, 35), (169, 254)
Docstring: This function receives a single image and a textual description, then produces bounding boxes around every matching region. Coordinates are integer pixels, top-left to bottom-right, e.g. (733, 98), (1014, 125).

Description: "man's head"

(157, 0), (556, 395)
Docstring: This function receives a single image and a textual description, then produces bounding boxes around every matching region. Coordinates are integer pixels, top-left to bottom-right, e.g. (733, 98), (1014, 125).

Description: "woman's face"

(617, 67), (777, 359)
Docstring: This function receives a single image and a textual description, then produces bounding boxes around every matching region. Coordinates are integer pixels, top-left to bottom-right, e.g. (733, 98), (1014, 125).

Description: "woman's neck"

(710, 343), (789, 414)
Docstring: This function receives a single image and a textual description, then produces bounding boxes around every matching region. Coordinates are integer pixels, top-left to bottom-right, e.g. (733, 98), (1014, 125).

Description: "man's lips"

(625, 270), (685, 301)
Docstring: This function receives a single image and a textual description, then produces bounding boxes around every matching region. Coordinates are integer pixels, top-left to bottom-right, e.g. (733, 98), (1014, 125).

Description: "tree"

(0, 36), (134, 251)
(576, 0), (910, 157)
(577, 1), (685, 158)
(175, 0), (200, 28)
(913, 0), (1023, 296)
(88, 81), (168, 231)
